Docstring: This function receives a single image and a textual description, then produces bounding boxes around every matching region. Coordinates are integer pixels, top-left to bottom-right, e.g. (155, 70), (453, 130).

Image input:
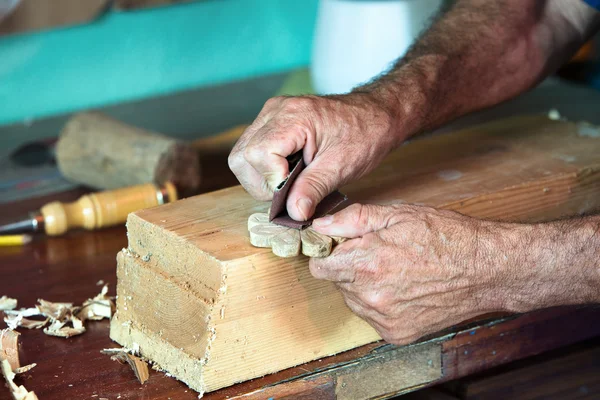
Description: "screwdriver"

(0, 182), (177, 236)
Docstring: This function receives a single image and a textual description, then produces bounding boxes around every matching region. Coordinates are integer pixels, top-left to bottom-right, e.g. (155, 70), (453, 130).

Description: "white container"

(311, 0), (443, 94)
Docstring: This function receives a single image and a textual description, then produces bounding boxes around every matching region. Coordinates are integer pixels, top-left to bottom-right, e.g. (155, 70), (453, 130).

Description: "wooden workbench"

(2, 187), (600, 400)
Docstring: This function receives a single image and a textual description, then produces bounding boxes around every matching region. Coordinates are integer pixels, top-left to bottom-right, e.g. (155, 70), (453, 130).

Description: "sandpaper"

(269, 152), (348, 229)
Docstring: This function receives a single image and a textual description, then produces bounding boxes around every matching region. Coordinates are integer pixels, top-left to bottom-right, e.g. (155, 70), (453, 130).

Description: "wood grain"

(112, 115), (600, 395)
(56, 112), (201, 195)
(1, 190), (600, 399)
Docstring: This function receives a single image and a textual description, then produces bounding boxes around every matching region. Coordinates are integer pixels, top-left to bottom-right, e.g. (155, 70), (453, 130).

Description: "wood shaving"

(36, 300), (73, 321)
(0, 329), (38, 400)
(0, 329), (20, 371)
(0, 296), (17, 311)
(101, 349), (149, 384)
(43, 318), (85, 338)
(0, 285), (114, 399)
(3, 314), (22, 331)
(1, 358), (38, 400)
(4, 308), (41, 318)
(16, 318), (48, 330)
(3, 285), (114, 339)
(14, 364), (36, 374)
(43, 326), (86, 338)
(76, 285), (114, 321)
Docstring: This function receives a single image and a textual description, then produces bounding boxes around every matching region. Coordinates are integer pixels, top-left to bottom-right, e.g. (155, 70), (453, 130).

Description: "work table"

(3, 138), (600, 399)
(2, 190), (600, 399)
(2, 79), (600, 399)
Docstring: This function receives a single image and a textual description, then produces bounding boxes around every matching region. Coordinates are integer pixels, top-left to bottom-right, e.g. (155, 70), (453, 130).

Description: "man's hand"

(310, 203), (499, 344)
(228, 94), (404, 221)
(310, 203), (600, 345)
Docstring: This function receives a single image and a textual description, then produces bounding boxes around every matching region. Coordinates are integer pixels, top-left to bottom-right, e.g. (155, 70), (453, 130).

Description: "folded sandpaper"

(269, 152), (348, 229)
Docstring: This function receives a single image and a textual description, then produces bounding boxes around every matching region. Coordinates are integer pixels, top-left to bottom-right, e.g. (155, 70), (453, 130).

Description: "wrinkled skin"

(310, 203), (505, 345)
(228, 94), (403, 221)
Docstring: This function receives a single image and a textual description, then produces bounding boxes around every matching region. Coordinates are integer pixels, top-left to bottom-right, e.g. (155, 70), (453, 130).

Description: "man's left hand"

(311, 203), (503, 345)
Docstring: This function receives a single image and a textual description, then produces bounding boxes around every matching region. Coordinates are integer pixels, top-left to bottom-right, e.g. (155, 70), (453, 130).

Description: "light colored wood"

(247, 214), (334, 258)
(248, 224), (288, 248)
(56, 112), (201, 194)
(40, 182), (176, 236)
(301, 228), (333, 258)
(111, 116), (600, 394)
(270, 229), (301, 258)
(246, 213), (269, 231)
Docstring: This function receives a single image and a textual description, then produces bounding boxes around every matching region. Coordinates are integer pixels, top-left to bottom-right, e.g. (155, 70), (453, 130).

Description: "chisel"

(0, 182), (177, 236)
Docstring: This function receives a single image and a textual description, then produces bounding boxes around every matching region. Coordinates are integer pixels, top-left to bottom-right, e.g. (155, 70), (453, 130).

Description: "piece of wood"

(248, 213), (335, 258)
(3, 186), (600, 399)
(56, 112), (201, 196)
(111, 115), (600, 394)
(249, 224), (288, 248)
(246, 213), (269, 231)
(270, 228), (301, 258)
(301, 228), (333, 258)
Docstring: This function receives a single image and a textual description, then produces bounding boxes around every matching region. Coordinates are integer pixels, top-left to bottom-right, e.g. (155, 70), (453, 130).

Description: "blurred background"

(2, 2), (600, 399)
(0, 0), (598, 202)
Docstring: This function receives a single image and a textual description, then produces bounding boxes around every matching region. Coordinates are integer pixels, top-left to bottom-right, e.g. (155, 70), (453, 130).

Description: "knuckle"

(243, 144), (265, 165)
(281, 96), (309, 111)
(227, 151), (244, 172)
(355, 204), (380, 227)
(362, 291), (388, 313)
(264, 96), (283, 108)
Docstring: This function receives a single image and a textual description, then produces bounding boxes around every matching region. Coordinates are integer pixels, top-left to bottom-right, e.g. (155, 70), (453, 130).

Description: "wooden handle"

(41, 182), (177, 236)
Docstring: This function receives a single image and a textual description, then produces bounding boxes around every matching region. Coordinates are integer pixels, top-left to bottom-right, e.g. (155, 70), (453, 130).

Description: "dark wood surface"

(2, 190), (600, 400)
(452, 339), (600, 400)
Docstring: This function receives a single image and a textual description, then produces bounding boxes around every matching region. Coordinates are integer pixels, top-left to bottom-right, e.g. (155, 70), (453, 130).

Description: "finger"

(308, 243), (360, 283)
(312, 203), (405, 238)
(285, 152), (349, 221)
(229, 97), (297, 200)
(229, 127), (273, 201)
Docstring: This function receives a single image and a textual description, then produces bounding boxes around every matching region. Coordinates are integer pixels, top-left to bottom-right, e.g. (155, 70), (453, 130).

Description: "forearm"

(483, 215), (600, 313)
(355, 0), (600, 145)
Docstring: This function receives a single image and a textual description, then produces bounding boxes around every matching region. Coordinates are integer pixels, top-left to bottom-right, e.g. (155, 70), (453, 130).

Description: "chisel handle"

(40, 182), (177, 236)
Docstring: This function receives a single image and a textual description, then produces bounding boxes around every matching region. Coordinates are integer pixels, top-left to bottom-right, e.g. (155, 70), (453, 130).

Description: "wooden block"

(111, 116), (600, 395)
(56, 112), (201, 196)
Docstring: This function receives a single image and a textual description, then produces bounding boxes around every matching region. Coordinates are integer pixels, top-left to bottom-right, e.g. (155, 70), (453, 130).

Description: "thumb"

(285, 157), (345, 221)
(312, 203), (402, 238)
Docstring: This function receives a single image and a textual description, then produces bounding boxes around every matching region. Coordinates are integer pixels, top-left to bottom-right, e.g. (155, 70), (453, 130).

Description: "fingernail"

(314, 215), (333, 226)
(296, 198), (313, 221)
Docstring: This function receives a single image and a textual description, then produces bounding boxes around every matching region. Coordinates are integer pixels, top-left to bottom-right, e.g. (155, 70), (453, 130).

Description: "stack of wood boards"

(110, 115), (600, 395)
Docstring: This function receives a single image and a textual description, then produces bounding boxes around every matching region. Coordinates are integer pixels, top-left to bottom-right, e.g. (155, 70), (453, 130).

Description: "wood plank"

(111, 115), (600, 395)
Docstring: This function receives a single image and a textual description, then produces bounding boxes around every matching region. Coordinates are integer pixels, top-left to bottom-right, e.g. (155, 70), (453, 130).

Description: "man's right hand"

(228, 93), (405, 221)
